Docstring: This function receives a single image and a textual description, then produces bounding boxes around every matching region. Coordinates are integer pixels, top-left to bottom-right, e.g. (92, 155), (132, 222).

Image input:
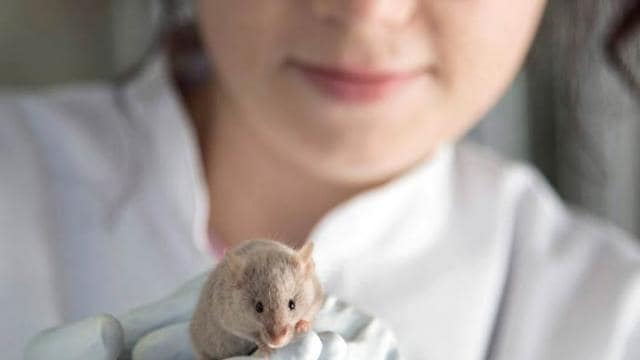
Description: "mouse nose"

(267, 326), (289, 345)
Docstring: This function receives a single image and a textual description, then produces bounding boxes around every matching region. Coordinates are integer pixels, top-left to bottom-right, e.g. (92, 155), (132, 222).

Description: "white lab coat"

(1, 55), (639, 360)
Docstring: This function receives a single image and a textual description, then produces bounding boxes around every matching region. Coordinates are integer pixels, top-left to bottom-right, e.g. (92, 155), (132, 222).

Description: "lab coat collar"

(308, 141), (454, 279)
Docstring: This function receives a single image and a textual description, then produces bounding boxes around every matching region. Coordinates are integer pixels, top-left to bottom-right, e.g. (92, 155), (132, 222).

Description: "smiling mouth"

(288, 60), (426, 104)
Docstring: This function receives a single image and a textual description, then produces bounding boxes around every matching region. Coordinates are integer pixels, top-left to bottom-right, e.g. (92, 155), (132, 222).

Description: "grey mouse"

(189, 238), (324, 359)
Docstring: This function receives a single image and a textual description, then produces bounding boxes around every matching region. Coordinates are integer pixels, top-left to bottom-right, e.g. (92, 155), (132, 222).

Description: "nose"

(267, 326), (289, 344)
(311, 0), (417, 28)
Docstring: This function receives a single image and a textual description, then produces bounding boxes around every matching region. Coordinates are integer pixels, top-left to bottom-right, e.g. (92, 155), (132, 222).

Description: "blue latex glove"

(25, 273), (402, 360)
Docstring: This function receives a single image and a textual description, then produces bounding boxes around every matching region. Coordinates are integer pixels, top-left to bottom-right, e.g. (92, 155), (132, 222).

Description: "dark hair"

(606, 1), (640, 95)
(523, 0), (640, 200)
(115, 0), (210, 94)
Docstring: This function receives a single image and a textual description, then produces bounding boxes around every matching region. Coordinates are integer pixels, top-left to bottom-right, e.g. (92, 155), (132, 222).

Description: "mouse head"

(225, 240), (316, 349)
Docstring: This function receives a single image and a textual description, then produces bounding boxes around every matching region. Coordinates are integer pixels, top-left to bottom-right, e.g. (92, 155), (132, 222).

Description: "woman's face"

(196, 0), (547, 183)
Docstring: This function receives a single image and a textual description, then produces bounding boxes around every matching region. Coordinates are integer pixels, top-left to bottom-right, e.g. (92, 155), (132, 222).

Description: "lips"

(290, 60), (423, 103)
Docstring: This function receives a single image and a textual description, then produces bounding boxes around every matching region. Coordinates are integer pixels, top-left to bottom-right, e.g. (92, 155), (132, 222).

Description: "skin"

(189, 0), (548, 249)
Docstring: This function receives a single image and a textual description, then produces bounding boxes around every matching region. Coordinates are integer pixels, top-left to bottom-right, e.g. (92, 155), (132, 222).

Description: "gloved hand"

(25, 272), (402, 360)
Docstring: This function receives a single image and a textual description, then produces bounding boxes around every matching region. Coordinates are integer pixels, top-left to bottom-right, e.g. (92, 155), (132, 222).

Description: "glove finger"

(226, 331), (323, 360)
(267, 331), (323, 360)
(346, 319), (401, 360)
(25, 314), (124, 360)
(317, 332), (347, 360)
(314, 296), (403, 360)
(131, 321), (194, 360)
(313, 296), (371, 340)
(118, 272), (209, 354)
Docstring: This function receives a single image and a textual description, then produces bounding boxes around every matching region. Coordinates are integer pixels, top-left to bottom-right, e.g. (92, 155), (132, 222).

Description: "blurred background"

(1, 0), (639, 238)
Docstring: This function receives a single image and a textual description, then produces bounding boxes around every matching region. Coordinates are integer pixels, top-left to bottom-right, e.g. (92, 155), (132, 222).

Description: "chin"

(307, 141), (436, 185)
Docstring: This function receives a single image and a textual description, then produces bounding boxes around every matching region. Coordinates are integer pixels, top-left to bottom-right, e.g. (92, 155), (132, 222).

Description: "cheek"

(196, 0), (289, 105)
(427, 0), (546, 132)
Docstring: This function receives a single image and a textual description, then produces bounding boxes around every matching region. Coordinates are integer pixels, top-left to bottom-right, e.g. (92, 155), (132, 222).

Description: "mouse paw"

(295, 320), (310, 334)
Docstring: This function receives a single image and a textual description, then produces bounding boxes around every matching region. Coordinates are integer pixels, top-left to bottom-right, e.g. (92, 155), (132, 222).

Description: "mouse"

(189, 238), (325, 360)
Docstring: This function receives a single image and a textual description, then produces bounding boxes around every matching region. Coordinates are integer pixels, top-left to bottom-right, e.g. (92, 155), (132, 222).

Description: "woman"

(3, 0), (639, 359)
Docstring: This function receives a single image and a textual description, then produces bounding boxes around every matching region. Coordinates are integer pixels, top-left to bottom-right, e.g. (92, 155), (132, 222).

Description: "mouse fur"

(190, 238), (324, 360)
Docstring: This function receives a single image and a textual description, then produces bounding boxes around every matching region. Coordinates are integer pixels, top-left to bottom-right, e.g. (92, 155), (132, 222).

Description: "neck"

(189, 82), (361, 249)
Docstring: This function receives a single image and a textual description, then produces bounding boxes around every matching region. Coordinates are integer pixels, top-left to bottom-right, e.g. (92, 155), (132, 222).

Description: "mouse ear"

(225, 252), (245, 281)
(297, 241), (314, 263)
(296, 241), (315, 276)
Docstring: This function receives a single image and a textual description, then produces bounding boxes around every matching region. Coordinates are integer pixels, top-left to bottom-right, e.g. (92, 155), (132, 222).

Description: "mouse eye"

(288, 300), (296, 311)
(255, 301), (264, 313)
